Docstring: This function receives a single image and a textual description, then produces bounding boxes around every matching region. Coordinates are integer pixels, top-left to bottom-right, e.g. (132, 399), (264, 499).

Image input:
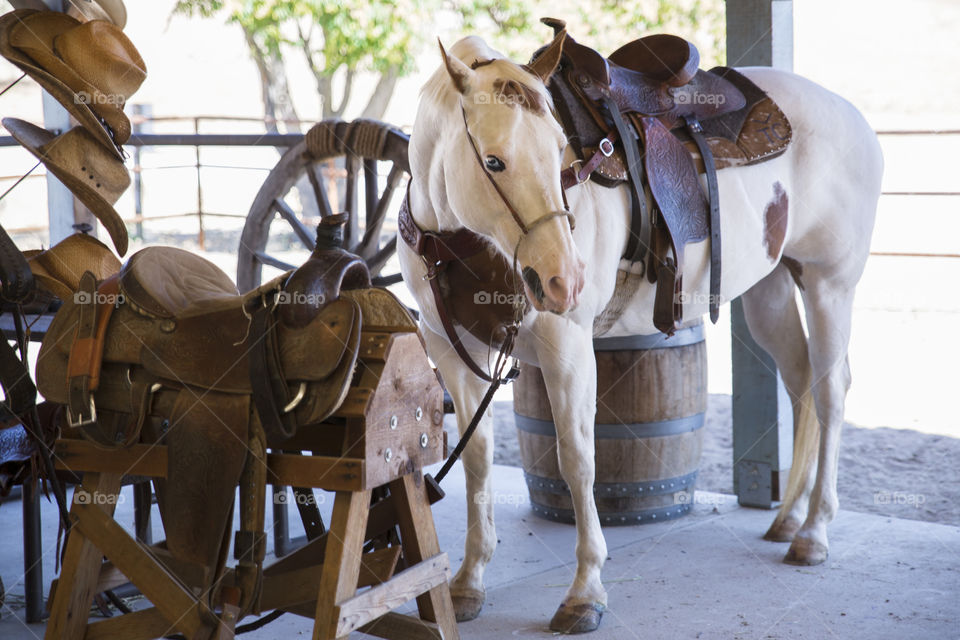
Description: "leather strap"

(398, 190), (495, 382)
(560, 130), (618, 189)
(685, 115), (722, 323)
(605, 97), (649, 264)
(249, 300), (299, 442)
(67, 272), (120, 429)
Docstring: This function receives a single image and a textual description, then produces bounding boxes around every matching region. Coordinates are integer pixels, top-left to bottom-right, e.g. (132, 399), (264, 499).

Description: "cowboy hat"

(0, 10), (146, 149)
(4, 117), (129, 256)
(23, 232), (120, 300)
(67, 0), (127, 29)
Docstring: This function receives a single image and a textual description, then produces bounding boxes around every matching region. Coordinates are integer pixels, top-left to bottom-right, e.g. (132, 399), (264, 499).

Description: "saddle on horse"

(36, 217), (388, 574)
(542, 18), (792, 334)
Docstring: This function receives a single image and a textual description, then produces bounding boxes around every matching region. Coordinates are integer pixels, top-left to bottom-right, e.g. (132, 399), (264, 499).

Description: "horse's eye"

(485, 155), (506, 172)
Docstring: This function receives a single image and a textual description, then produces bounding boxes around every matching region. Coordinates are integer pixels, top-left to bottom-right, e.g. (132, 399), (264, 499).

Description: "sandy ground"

(451, 395), (960, 527)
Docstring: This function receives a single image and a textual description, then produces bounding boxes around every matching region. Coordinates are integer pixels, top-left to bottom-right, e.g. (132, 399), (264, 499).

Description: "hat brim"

(4, 118), (128, 256)
(0, 10), (127, 155)
(26, 233), (121, 299)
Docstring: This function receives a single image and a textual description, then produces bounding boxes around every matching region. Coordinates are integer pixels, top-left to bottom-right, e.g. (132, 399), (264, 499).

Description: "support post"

(22, 478), (43, 623)
(727, 0), (795, 508)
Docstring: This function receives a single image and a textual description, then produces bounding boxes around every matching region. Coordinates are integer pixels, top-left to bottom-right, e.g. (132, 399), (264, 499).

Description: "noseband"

(459, 104), (576, 248)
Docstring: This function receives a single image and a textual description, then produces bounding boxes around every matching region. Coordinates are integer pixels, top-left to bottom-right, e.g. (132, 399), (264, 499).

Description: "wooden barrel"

(513, 323), (706, 525)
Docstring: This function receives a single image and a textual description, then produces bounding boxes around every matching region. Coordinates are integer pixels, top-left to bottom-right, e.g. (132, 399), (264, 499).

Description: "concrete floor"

(1, 463), (957, 639)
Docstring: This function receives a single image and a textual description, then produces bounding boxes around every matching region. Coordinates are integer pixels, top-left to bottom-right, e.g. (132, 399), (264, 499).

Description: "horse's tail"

(780, 359), (819, 509)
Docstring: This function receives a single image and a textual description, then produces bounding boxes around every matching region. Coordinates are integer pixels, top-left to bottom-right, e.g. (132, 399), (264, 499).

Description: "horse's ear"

(438, 39), (473, 94)
(528, 28), (566, 83)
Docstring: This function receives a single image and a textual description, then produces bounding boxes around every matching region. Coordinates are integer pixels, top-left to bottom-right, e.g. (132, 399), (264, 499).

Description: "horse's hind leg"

(420, 325), (497, 621)
(782, 265), (857, 565)
(740, 263), (818, 543)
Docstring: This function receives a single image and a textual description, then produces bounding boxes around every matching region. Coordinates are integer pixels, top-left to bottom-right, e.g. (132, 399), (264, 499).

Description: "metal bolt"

(415, 406), (423, 421)
(419, 433), (428, 448)
(389, 415), (398, 430)
(384, 448), (393, 462)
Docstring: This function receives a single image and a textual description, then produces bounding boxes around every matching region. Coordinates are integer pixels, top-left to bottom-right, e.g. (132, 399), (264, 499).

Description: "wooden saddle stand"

(37, 217), (460, 640)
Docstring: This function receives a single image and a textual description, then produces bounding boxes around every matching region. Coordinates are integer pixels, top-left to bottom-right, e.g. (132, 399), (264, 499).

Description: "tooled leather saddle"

(36, 217), (376, 572)
(542, 17), (792, 334)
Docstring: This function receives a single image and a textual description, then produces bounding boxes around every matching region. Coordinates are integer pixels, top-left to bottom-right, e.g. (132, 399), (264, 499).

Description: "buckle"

(67, 397), (97, 428)
(599, 137), (614, 157)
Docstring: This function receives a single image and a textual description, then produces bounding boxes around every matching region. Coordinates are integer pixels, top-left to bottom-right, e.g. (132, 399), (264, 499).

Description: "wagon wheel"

(237, 119), (410, 293)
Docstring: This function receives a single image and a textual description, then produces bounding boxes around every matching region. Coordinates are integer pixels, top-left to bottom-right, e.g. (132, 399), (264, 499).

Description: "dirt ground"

(445, 394), (960, 527)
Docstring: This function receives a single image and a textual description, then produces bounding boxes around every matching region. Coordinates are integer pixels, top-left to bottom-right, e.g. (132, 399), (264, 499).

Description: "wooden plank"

(313, 489), (371, 640)
(45, 473), (122, 640)
(358, 611), (443, 640)
(266, 453), (365, 491)
(260, 545), (401, 611)
(72, 503), (215, 639)
(83, 607), (176, 640)
(335, 553), (450, 637)
(54, 441), (168, 478)
(390, 474), (459, 636)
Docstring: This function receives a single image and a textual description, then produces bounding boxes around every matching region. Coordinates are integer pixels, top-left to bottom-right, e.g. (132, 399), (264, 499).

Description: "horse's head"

(432, 31), (585, 315)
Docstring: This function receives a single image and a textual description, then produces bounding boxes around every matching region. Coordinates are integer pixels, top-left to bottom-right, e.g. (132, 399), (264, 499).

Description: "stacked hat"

(0, 2), (143, 257)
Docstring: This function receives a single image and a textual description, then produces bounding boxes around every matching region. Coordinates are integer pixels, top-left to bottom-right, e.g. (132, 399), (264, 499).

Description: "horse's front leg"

(420, 324), (496, 622)
(535, 316), (607, 633)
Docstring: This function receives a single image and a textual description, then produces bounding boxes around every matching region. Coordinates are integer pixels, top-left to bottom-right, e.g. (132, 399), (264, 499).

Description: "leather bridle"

(459, 103), (576, 248)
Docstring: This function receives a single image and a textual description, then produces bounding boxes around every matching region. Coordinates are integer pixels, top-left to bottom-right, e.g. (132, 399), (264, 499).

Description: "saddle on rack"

(541, 18), (791, 334)
(35, 218), (406, 575)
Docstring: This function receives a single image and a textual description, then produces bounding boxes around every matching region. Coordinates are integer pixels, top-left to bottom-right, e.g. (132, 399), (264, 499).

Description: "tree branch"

(361, 67), (399, 120)
(331, 68), (355, 118)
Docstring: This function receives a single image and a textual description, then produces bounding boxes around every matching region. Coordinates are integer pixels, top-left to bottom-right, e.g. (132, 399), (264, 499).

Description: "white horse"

(398, 29), (883, 634)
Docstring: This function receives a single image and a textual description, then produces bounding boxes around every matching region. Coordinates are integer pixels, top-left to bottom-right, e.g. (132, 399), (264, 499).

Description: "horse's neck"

(409, 104), (466, 234)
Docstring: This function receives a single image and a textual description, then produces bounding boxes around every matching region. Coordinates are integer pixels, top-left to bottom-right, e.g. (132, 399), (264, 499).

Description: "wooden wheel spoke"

(366, 236), (397, 275)
(253, 251), (297, 272)
(273, 198), (316, 250)
(344, 155), (361, 249)
(307, 162), (335, 219)
(364, 159), (378, 227)
(358, 165), (404, 261)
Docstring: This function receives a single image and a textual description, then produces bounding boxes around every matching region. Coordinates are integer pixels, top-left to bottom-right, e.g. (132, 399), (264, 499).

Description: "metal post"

(194, 117), (205, 250)
(727, 0), (795, 508)
(131, 104), (152, 240)
(22, 479), (44, 622)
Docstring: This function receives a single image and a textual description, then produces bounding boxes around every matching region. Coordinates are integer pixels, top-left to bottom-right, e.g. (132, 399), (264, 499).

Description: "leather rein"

(400, 102), (576, 383)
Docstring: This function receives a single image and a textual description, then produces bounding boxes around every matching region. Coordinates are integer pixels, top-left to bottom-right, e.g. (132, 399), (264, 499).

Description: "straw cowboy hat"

(0, 9), (146, 151)
(3, 117), (130, 256)
(23, 233), (120, 300)
(67, 0), (127, 29)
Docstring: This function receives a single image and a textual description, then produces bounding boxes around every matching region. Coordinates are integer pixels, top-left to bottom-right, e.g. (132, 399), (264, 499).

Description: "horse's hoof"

(783, 537), (828, 565)
(451, 588), (485, 622)
(549, 602), (605, 634)
(763, 517), (801, 542)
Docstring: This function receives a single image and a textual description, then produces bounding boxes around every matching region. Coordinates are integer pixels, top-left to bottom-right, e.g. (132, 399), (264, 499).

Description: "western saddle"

(541, 18), (792, 334)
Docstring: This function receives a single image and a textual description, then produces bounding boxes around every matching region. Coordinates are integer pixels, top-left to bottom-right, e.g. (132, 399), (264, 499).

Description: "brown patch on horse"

(471, 58), (495, 69)
(780, 255), (805, 290)
(492, 78), (547, 115)
(762, 181), (789, 262)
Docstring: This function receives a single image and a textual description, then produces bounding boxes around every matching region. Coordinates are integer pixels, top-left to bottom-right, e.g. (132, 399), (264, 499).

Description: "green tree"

(173, 0), (722, 131)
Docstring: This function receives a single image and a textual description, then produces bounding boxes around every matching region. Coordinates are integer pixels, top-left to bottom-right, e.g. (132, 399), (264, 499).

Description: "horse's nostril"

(522, 266), (545, 303)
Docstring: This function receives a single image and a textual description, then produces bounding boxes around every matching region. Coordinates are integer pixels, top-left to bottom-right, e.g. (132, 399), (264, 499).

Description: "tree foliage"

(173, 0), (723, 124)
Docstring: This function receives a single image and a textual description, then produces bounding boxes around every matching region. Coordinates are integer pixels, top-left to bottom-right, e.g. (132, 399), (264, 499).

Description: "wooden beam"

(72, 503), (216, 639)
(259, 545), (401, 611)
(83, 607), (177, 640)
(55, 440), (167, 477)
(266, 453), (365, 491)
(335, 554), (450, 638)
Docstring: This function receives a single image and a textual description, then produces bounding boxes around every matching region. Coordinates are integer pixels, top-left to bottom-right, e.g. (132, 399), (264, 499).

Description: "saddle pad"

(119, 246), (239, 319)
